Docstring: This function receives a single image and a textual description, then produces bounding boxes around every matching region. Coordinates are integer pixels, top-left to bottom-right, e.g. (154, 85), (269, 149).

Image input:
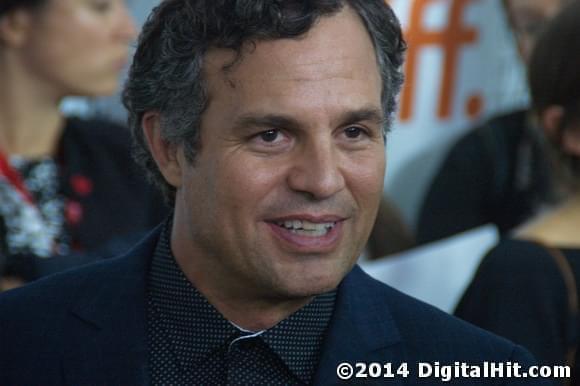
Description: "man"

(0, 1), (552, 385)
(417, 0), (574, 245)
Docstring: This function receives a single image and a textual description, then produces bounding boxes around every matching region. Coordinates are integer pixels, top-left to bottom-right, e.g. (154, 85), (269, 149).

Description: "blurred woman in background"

(456, 2), (580, 383)
(417, 0), (573, 245)
(0, 0), (166, 290)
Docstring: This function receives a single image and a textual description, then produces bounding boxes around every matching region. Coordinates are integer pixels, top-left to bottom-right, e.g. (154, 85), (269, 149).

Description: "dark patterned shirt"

(147, 223), (336, 385)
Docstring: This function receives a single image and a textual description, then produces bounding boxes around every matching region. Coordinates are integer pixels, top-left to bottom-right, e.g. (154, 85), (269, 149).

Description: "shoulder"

(0, 229), (156, 383)
(59, 116), (154, 191)
(473, 109), (528, 141)
(458, 238), (563, 300)
(0, 257), (123, 378)
(478, 239), (559, 280)
(455, 238), (568, 330)
(473, 239), (569, 308)
(449, 109), (528, 157)
(0, 256), (126, 321)
(62, 116), (133, 156)
(0, 227), (158, 324)
(485, 109), (528, 131)
(487, 238), (550, 258)
(344, 267), (531, 362)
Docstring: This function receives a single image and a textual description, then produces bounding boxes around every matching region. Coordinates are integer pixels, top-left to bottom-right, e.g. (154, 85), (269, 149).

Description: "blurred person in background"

(456, 3), (580, 383)
(417, 0), (573, 245)
(0, 0), (166, 290)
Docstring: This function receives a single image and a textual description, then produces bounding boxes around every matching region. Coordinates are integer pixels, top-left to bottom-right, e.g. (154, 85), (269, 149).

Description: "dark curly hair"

(123, 0), (406, 204)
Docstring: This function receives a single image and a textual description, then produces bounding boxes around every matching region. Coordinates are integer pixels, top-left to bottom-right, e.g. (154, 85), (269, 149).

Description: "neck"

(200, 289), (312, 332)
(516, 194), (580, 248)
(0, 53), (65, 158)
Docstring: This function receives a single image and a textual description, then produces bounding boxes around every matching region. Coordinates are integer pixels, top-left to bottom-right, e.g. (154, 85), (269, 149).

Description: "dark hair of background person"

(528, 1), (580, 193)
(0, 0), (46, 15)
(123, 0), (406, 205)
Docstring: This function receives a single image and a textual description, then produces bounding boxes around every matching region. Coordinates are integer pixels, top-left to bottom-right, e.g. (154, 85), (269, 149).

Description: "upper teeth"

(277, 220), (335, 231)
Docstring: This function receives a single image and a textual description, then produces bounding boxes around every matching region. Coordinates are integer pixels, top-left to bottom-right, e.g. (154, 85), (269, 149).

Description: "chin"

(276, 266), (350, 299)
(281, 283), (340, 301)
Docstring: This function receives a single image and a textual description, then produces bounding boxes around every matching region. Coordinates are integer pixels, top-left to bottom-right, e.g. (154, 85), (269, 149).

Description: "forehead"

(202, 7), (382, 113)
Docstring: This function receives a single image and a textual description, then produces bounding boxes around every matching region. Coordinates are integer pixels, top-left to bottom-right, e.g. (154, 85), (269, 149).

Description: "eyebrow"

(340, 107), (385, 127)
(234, 106), (385, 131)
(235, 114), (301, 132)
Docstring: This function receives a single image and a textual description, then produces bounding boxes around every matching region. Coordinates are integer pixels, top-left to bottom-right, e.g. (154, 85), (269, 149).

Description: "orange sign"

(397, 0), (481, 121)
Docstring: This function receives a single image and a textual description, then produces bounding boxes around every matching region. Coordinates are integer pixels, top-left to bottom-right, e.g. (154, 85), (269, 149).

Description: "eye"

(259, 129), (281, 143)
(344, 126), (365, 139)
(249, 129), (291, 151)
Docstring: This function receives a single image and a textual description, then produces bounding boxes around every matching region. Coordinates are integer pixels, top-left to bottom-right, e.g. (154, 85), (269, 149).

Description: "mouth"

(265, 216), (345, 252)
(274, 219), (337, 237)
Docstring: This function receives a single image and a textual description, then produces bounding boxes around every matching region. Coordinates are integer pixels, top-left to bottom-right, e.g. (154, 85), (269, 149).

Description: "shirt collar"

(260, 289), (336, 383)
(148, 222), (239, 368)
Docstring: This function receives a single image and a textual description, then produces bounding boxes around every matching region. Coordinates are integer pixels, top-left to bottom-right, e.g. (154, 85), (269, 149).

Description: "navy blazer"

(0, 228), (552, 385)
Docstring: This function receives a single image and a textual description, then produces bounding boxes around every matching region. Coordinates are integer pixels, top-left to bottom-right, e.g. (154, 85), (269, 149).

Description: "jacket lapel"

(61, 227), (162, 385)
(313, 266), (406, 386)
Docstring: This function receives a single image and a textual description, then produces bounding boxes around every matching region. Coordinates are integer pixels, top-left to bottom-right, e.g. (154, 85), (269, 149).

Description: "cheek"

(24, 32), (66, 67)
(39, 13), (112, 68)
(203, 156), (284, 225)
(24, 34), (100, 86)
(31, 16), (84, 58)
(222, 159), (284, 201)
(345, 151), (386, 199)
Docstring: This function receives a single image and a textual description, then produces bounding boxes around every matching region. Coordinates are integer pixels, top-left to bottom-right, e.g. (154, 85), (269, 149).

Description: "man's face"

(506, 0), (565, 63)
(172, 7), (385, 302)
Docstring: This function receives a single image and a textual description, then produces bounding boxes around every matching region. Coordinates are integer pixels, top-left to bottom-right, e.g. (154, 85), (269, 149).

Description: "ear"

(142, 111), (183, 188)
(0, 9), (33, 48)
(539, 105), (565, 140)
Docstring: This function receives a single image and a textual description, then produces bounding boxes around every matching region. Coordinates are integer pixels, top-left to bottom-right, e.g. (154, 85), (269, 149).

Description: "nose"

(286, 138), (346, 200)
(115, 2), (138, 42)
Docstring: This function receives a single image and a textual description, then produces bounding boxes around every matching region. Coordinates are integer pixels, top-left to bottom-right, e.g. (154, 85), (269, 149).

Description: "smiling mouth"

(274, 219), (337, 237)
(266, 217), (344, 252)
